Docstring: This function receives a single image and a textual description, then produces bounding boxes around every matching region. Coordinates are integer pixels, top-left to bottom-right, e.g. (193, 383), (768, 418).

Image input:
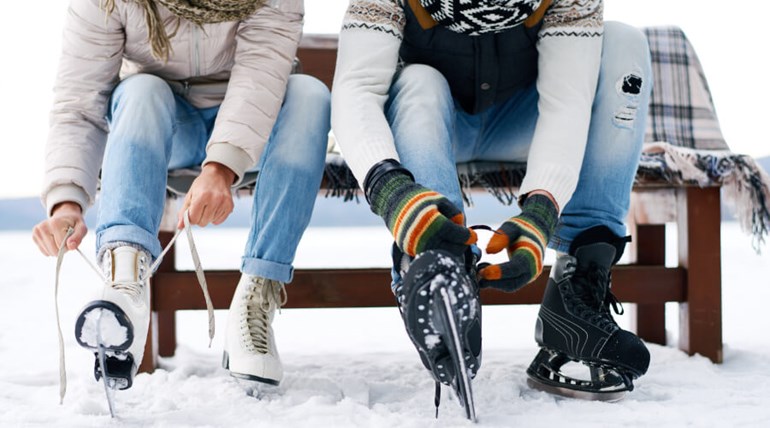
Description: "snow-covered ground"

(1, 222), (769, 427)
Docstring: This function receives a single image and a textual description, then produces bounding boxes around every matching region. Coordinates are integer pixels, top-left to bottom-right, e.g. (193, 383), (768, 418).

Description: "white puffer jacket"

(43, 0), (304, 214)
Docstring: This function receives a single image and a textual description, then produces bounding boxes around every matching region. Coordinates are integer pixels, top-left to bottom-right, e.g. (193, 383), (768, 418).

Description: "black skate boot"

(393, 246), (482, 421)
(526, 226), (650, 402)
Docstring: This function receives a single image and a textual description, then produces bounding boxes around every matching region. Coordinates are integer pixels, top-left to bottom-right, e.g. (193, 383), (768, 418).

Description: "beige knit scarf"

(101, 0), (265, 61)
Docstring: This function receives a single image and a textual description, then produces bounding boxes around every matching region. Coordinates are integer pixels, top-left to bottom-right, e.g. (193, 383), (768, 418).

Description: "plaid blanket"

(636, 27), (770, 250)
(642, 27), (728, 150)
(636, 143), (770, 251)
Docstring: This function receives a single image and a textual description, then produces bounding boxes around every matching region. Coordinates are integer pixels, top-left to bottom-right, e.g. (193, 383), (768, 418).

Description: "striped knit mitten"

(365, 160), (477, 257)
(479, 194), (558, 292)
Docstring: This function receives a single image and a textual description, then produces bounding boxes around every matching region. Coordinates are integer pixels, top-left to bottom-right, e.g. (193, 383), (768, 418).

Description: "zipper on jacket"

(192, 24), (201, 77)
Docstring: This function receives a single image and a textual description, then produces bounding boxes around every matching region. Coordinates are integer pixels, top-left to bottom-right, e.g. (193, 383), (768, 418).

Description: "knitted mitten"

(365, 159), (477, 257)
(479, 194), (558, 292)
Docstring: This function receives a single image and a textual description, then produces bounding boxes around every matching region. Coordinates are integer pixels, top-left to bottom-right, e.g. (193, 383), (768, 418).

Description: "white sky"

(1, 0), (768, 199)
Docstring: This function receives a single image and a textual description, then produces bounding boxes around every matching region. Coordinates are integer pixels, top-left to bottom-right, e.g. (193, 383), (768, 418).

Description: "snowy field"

(1, 222), (769, 427)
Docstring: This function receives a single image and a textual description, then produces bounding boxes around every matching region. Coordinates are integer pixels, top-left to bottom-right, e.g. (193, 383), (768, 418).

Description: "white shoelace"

(243, 277), (287, 354)
(54, 210), (214, 404)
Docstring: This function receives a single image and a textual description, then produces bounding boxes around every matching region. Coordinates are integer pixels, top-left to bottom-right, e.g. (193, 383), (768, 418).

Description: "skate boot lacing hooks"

(242, 278), (287, 354)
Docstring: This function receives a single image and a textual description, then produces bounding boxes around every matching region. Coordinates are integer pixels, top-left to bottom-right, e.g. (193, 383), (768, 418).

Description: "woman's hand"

(32, 202), (87, 256)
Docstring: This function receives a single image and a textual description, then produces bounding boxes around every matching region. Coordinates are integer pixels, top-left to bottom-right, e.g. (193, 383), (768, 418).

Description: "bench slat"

(151, 265), (686, 311)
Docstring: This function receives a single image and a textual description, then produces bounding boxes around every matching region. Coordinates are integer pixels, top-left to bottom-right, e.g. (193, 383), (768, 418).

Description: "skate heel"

(75, 301), (134, 352)
(94, 353), (135, 390)
(223, 351), (277, 397)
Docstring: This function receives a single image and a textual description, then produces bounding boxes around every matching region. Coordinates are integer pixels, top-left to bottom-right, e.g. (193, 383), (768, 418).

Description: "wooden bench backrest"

(296, 35), (339, 89)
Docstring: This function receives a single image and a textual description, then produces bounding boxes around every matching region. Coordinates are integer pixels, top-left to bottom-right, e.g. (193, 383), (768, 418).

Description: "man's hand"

(32, 202), (87, 256)
(478, 192), (559, 292)
(178, 162), (236, 229)
(366, 159), (477, 257)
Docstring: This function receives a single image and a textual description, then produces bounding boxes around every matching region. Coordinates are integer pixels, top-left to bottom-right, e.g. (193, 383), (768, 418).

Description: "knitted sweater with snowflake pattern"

(331, 0), (604, 211)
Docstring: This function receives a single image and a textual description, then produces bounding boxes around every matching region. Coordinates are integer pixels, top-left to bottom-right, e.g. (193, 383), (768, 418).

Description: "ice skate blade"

(525, 348), (632, 402)
(94, 310), (122, 419)
(97, 345), (118, 418)
(434, 287), (477, 422)
(222, 351), (281, 387)
(233, 377), (278, 398)
(229, 371), (280, 387)
(526, 376), (626, 402)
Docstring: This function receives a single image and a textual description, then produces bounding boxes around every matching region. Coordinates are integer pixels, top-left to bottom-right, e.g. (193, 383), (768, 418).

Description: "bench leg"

(154, 230), (179, 359)
(139, 226), (179, 373)
(138, 312), (174, 373)
(138, 312), (158, 373)
(630, 224), (668, 345)
(677, 187), (723, 363)
(634, 303), (667, 345)
(157, 311), (177, 357)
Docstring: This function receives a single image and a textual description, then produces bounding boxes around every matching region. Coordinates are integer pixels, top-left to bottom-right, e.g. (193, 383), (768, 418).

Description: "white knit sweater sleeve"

(518, 0), (604, 211)
(331, 0), (405, 186)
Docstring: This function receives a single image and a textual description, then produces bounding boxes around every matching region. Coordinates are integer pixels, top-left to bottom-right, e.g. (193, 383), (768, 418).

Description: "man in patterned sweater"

(332, 0), (654, 411)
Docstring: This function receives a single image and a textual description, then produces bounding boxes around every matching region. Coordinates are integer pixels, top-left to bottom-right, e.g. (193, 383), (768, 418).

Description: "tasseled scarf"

(100, 0), (265, 61)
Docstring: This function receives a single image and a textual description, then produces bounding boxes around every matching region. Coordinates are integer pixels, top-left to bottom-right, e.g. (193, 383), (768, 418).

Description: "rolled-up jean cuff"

(241, 257), (294, 283)
(96, 225), (161, 260)
(548, 235), (571, 254)
(549, 222), (627, 255)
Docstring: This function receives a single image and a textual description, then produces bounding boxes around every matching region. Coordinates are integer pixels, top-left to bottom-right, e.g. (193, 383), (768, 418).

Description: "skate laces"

(242, 277), (287, 354)
(570, 263), (623, 332)
(53, 210), (214, 404)
(104, 252), (149, 301)
(152, 210), (216, 346)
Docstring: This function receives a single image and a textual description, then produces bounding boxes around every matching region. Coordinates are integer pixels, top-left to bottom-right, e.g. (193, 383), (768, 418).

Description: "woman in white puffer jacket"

(32, 0), (330, 392)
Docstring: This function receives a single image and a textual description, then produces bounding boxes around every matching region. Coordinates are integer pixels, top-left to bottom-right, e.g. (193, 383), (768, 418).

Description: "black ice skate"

(395, 247), (482, 421)
(526, 226), (650, 402)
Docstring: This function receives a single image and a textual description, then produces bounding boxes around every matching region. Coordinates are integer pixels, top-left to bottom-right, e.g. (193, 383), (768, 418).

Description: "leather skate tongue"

(112, 247), (139, 282)
(574, 242), (616, 269)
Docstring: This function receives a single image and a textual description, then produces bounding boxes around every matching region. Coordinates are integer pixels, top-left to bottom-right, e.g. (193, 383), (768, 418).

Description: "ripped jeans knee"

(613, 72), (645, 128)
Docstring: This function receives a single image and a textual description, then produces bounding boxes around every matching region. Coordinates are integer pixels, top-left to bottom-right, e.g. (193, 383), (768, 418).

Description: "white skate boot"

(74, 246), (151, 390)
(223, 274), (286, 386)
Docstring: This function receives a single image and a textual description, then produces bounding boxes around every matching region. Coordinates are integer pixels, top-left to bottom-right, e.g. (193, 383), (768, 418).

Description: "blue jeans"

(385, 21), (652, 254)
(96, 74), (330, 283)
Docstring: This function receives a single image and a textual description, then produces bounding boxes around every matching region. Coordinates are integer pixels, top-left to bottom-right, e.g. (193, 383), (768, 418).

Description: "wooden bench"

(139, 31), (725, 372)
